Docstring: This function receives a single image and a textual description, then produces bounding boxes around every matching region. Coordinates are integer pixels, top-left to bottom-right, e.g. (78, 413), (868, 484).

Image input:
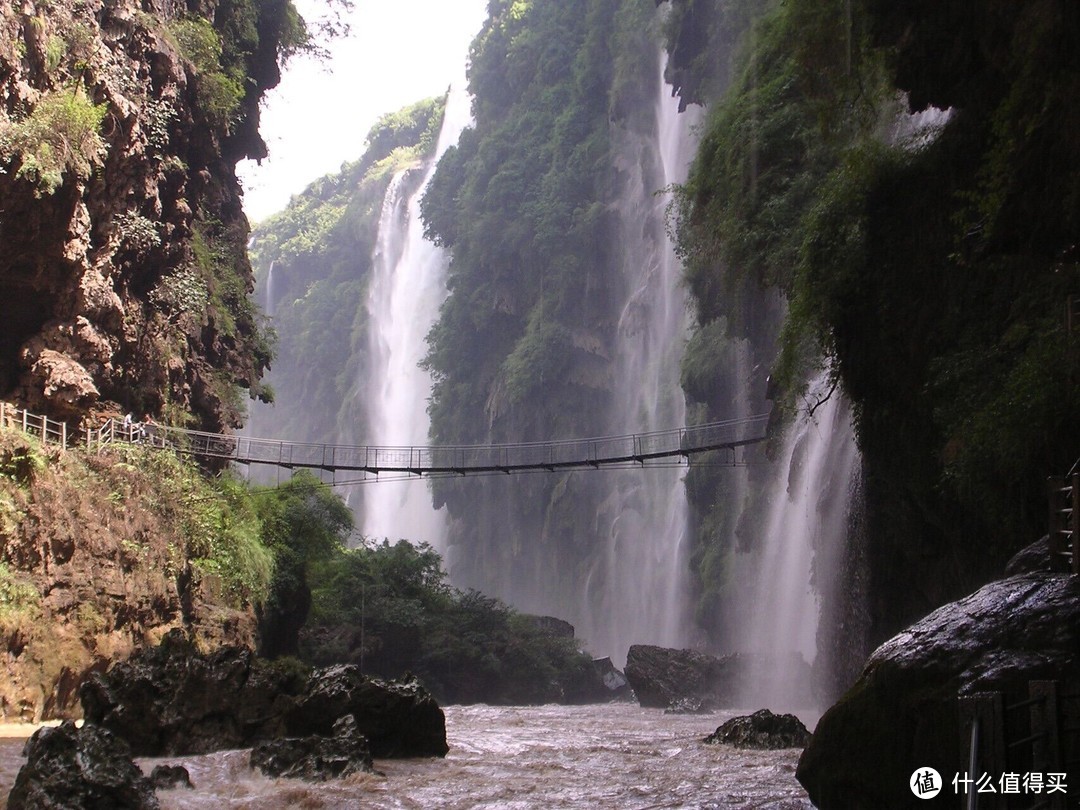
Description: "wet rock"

(147, 765), (193, 790)
(80, 629), (301, 755)
(82, 633), (448, 759)
(592, 657), (632, 701)
(1004, 535), (1049, 576)
(7, 720), (159, 809)
(523, 615), (576, 638)
(705, 709), (810, 749)
(625, 644), (742, 709)
(250, 714), (375, 781)
(557, 656), (632, 704)
(286, 666), (448, 758)
(797, 572), (1080, 809)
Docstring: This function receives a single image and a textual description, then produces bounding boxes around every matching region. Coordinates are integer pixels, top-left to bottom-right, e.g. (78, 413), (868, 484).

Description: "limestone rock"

(7, 720), (159, 810)
(147, 765), (192, 790)
(797, 572), (1080, 809)
(20, 348), (99, 415)
(705, 709), (811, 749)
(81, 634), (449, 759)
(1004, 535), (1050, 576)
(286, 665), (449, 758)
(624, 644), (742, 709)
(0, 0), (276, 431)
(80, 630), (298, 755)
(250, 714), (374, 782)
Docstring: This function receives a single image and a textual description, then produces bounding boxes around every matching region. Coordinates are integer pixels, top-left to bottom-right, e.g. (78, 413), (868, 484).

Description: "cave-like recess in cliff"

(0, 268), (54, 396)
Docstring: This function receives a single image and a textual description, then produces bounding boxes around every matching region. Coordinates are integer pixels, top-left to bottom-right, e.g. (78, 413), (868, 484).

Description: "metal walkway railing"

(0, 401), (770, 477)
(95, 413), (771, 475)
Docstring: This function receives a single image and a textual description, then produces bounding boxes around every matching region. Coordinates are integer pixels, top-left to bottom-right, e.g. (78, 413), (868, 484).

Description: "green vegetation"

(254, 470), (353, 657)
(669, 0), (1080, 640)
(422, 0), (656, 446)
(0, 562), (41, 625)
(169, 17), (245, 130)
(0, 85), (107, 194)
(304, 537), (599, 704)
(110, 444), (273, 606)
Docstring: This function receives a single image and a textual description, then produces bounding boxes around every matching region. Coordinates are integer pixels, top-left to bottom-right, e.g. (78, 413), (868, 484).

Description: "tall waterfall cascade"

(734, 371), (862, 709)
(359, 84), (474, 548)
(576, 55), (703, 662)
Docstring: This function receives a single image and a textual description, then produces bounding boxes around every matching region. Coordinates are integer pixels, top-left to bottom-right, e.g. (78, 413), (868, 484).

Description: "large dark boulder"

(81, 631), (448, 760)
(797, 572), (1080, 809)
(148, 765), (193, 791)
(80, 630), (301, 755)
(1004, 535), (1050, 576)
(625, 644), (743, 709)
(7, 721), (159, 810)
(286, 665), (448, 758)
(250, 714), (375, 781)
(705, 709), (811, 749)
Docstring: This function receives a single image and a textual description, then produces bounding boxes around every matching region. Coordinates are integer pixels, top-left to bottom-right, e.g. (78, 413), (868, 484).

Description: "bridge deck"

(98, 412), (771, 476)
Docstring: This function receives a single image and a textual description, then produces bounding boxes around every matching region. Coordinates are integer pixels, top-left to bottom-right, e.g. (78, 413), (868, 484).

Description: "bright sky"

(238, 0), (489, 224)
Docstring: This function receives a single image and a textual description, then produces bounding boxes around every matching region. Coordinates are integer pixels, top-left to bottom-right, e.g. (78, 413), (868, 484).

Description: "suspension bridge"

(1, 403), (770, 479)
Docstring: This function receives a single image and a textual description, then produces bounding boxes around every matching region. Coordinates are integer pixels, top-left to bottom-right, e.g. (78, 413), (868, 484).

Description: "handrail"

(0, 400), (771, 477)
(144, 412), (771, 475)
(0, 402), (69, 449)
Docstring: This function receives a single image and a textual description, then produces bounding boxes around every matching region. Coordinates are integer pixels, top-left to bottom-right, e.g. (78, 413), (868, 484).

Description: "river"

(0, 705), (814, 808)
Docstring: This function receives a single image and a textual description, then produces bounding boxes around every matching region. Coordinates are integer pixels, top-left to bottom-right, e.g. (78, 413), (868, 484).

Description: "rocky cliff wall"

(0, 0), (292, 432)
(0, 428), (257, 721)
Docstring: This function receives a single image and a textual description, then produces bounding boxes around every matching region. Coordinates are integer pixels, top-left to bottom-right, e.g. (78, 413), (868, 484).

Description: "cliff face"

(0, 0), (290, 432)
(665, 0), (1080, 664)
(0, 428), (260, 721)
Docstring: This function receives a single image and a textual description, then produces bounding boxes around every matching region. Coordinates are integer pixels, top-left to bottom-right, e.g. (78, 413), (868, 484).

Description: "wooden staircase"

(1048, 463), (1080, 574)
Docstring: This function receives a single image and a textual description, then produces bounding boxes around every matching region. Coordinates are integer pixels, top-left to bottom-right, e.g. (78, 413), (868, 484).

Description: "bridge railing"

(208, 412), (770, 473)
(0, 400), (770, 475)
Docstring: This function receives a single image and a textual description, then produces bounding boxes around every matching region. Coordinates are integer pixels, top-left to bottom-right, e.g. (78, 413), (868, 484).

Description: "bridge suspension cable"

(86, 412), (771, 477)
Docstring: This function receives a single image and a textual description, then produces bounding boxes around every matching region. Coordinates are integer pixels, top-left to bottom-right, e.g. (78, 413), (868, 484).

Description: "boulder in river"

(286, 665), (448, 758)
(7, 720), (159, 810)
(624, 644), (743, 709)
(250, 714), (375, 781)
(80, 629), (300, 755)
(81, 630), (448, 759)
(797, 571), (1080, 809)
(705, 709), (811, 749)
(147, 765), (193, 790)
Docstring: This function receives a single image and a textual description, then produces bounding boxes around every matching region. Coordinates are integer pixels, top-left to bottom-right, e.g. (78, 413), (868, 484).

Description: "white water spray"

(736, 371), (860, 708)
(580, 55), (702, 663)
(361, 85), (473, 548)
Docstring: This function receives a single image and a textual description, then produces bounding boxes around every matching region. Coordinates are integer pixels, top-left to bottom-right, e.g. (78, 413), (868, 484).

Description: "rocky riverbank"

(798, 541), (1080, 808)
(5, 631), (449, 807)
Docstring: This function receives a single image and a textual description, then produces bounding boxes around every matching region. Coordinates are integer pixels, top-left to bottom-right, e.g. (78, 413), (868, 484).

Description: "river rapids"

(0, 704), (813, 808)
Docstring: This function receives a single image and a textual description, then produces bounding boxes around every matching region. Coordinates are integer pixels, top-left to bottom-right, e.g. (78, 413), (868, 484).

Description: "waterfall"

(360, 84), (473, 548)
(265, 260), (275, 318)
(734, 370), (861, 709)
(578, 54), (702, 663)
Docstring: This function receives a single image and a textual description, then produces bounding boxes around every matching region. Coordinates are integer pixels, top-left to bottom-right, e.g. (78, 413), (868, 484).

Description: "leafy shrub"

(119, 446), (273, 606)
(0, 85), (107, 194)
(168, 17), (244, 130)
(115, 211), (162, 252)
(150, 265), (209, 315)
(0, 562), (40, 623)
